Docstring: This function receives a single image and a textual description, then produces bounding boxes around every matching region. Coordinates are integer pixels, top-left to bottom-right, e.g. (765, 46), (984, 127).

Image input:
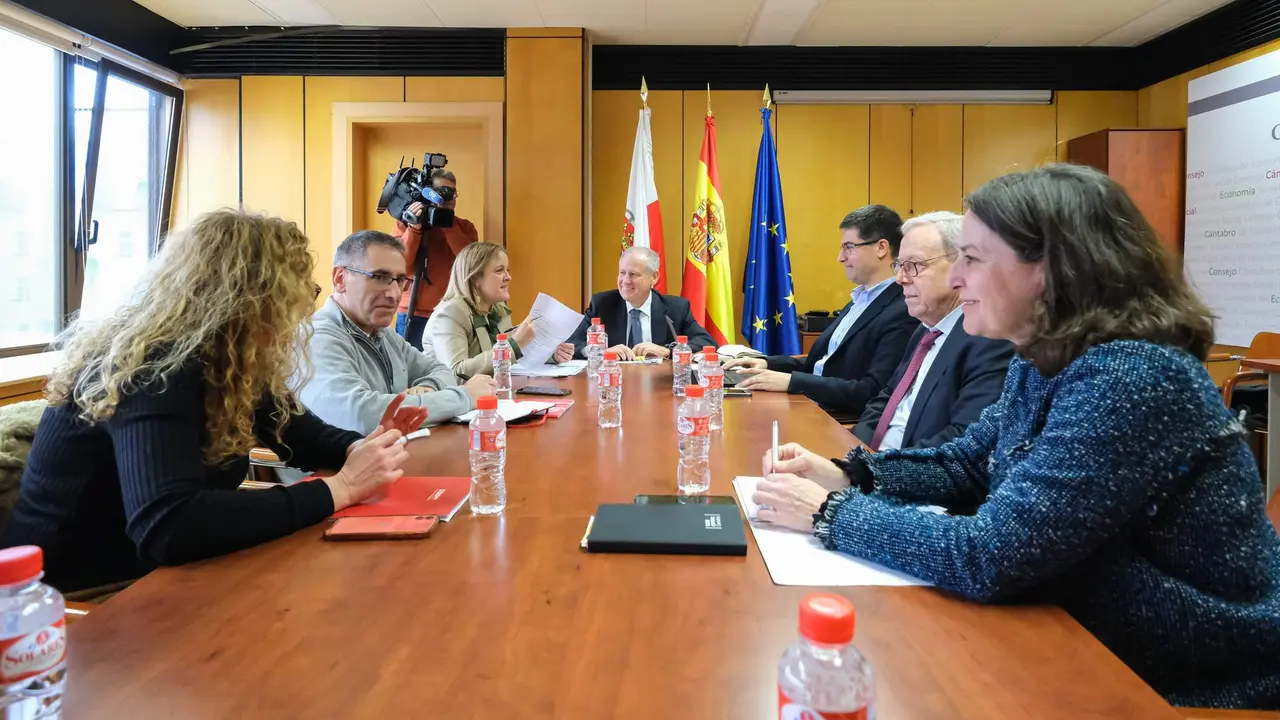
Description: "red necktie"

(869, 329), (943, 451)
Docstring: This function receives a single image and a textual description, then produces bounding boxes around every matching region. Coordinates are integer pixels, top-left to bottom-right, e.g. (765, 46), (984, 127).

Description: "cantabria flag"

(622, 106), (667, 293)
(681, 111), (735, 346)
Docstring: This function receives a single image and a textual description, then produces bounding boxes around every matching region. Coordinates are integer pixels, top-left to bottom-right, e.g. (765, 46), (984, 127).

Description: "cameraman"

(394, 169), (479, 349)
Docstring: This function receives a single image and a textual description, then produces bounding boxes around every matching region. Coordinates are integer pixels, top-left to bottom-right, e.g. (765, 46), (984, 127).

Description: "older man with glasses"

(298, 230), (495, 434)
(851, 211), (1014, 453)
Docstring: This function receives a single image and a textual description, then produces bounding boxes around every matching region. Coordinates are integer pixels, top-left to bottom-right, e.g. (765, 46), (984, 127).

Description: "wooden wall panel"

(911, 104), (964, 214)
(303, 77), (404, 293)
(405, 77), (505, 103)
(506, 35), (584, 316)
(1138, 67), (1211, 129)
(590, 90), (683, 297)
(962, 104), (1057, 195)
(241, 76), (305, 225)
(775, 104), (869, 314)
(683, 91), (776, 342)
(1055, 91), (1137, 160)
(171, 79), (240, 232)
(869, 105), (912, 217)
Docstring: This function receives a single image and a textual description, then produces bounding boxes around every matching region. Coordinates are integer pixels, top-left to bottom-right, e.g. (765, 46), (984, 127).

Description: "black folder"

(585, 503), (748, 556)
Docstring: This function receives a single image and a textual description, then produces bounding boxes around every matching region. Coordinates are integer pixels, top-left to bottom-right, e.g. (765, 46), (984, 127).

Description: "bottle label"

(0, 618), (66, 684)
(493, 347), (511, 362)
(702, 374), (724, 390)
(677, 414), (710, 436)
(469, 428), (506, 452)
(778, 692), (871, 720)
(674, 351), (691, 365)
(598, 370), (622, 387)
(587, 332), (603, 347)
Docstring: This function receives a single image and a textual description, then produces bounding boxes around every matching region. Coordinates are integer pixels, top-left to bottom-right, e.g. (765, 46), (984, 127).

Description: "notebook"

(545, 399), (574, 418)
(584, 503), (747, 556)
(330, 476), (471, 521)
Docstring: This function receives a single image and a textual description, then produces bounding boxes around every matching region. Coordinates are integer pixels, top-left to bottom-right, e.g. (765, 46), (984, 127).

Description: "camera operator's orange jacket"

(394, 217), (479, 318)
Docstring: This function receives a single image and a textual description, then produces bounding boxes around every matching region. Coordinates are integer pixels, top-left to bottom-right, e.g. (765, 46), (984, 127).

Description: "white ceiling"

(133, 0), (1236, 46)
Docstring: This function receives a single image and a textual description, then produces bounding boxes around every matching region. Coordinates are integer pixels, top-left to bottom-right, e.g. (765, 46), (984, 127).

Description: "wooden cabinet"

(1066, 129), (1185, 257)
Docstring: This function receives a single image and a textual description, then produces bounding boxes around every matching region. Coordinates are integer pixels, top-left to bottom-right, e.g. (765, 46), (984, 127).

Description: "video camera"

(375, 152), (456, 229)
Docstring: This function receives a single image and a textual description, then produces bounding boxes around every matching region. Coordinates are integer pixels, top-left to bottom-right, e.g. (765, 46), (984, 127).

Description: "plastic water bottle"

(778, 593), (876, 720)
(598, 350), (622, 429)
(586, 318), (605, 377)
(468, 395), (507, 515)
(492, 333), (513, 399)
(699, 351), (725, 431)
(0, 546), (67, 719)
(676, 385), (711, 493)
(672, 335), (692, 397)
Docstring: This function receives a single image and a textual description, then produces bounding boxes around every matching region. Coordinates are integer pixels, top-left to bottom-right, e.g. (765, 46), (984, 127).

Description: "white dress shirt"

(877, 305), (965, 451)
(812, 277), (895, 377)
(625, 292), (654, 345)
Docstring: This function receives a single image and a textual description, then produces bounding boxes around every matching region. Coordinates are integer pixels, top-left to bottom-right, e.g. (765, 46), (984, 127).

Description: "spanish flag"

(682, 112), (735, 346)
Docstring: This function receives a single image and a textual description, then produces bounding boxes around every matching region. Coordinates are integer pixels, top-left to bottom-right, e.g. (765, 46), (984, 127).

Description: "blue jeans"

(395, 312), (429, 350)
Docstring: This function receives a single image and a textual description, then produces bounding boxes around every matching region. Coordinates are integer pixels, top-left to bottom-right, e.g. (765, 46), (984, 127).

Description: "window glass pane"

(73, 63), (96, 243)
(0, 28), (59, 349)
(79, 74), (173, 321)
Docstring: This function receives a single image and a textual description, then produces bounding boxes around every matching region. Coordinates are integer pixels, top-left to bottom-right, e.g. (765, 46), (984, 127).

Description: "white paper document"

(732, 476), (930, 587)
(512, 360), (586, 378)
(513, 293), (585, 370)
(452, 400), (555, 424)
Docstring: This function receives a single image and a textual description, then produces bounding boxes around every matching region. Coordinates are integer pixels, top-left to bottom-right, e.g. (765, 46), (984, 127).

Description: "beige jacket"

(425, 298), (517, 380)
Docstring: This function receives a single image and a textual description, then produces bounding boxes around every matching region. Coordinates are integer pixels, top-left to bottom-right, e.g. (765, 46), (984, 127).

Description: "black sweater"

(2, 361), (362, 592)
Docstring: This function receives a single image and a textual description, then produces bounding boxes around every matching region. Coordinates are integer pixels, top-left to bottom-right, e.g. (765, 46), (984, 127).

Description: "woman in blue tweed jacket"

(754, 163), (1280, 710)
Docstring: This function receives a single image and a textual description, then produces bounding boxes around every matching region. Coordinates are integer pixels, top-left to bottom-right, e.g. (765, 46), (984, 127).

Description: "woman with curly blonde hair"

(3, 210), (425, 592)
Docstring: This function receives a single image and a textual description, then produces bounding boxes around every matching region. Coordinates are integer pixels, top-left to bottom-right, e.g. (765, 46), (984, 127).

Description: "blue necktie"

(629, 309), (644, 346)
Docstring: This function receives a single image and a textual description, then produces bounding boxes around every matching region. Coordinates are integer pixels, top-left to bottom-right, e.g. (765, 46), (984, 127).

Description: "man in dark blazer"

(569, 247), (714, 360)
(730, 205), (920, 422)
(853, 212), (1013, 450)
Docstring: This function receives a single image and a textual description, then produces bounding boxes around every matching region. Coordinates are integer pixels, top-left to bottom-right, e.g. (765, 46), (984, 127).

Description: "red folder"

(546, 400), (575, 418)
(330, 476), (472, 522)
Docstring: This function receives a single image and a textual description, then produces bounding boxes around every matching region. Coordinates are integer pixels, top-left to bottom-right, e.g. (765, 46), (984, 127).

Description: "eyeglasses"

(839, 239), (879, 254)
(342, 266), (412, 290)
(892, 253), (955, 278)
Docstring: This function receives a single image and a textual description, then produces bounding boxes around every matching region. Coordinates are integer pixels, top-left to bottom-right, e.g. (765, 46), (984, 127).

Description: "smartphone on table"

(517, 386), (572, 396)
(323, 515), (439, 541)
(633, 494), (739, 506)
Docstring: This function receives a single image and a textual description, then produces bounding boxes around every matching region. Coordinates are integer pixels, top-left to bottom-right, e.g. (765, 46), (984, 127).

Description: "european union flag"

(742, 105), (800, 355)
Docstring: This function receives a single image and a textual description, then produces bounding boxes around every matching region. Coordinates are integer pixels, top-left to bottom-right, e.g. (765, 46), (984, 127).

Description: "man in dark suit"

(853, 211), (1013, 450)
(569, 247), (714, 360)
(729, 205), (920, 422)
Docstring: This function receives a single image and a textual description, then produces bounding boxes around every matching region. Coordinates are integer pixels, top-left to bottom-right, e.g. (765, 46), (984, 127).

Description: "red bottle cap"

(685, 385), (704, 398)
(676, 335), (688, 343)
(798, 592), (855, 645)
(496, 333), (508, 341)
(702, 346), (715, 353)
(0, 546), (43, 585)
(592, 318), (602, 325)
(603, 351), (618, 361)
(477, 396), (498, 411)
(705, 353), (719, 363)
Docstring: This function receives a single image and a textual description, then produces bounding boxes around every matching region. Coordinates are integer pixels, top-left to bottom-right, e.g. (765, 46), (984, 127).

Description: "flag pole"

(640, 76), (649, 109)
(706, 83), (712, 116)
(762, 84), (771, 110)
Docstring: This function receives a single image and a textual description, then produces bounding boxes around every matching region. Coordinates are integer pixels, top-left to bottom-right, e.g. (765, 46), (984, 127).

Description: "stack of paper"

(732, 476), (929, 587)
(512, 360), (586, 378)
(513, 293), (585, 370)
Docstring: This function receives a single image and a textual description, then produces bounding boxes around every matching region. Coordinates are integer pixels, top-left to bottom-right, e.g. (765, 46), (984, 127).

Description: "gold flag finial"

(706, 83), (712, 116)
(640, 76), (649, 107)
(763, 84), (772, 109)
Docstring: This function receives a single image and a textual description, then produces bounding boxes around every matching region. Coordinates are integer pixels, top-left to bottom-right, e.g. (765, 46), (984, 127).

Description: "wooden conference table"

(64, 365), (1179, 719)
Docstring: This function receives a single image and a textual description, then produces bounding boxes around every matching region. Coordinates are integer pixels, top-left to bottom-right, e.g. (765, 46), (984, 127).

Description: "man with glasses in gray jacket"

(298, 230), (496, 434)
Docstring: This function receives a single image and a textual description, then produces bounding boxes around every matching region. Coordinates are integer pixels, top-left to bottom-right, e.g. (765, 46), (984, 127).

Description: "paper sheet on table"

(732, 476), (930, 587)
(513, 293), (584, 369)
(453, 399), (556, 423)
(512, 360), (586, 377)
